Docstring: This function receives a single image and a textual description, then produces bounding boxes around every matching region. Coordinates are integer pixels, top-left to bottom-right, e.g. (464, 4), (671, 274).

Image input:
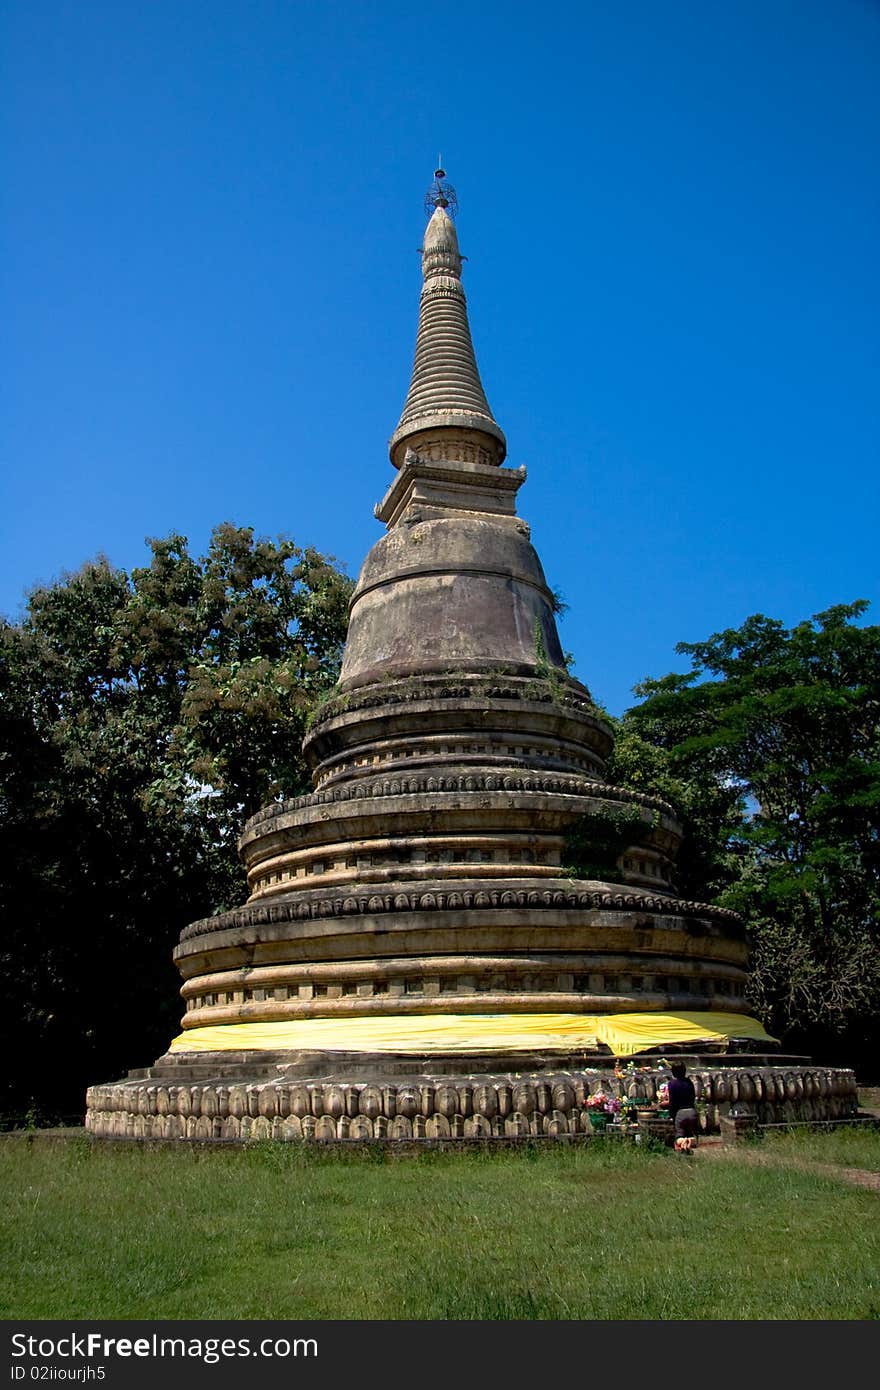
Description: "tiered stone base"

(86, 1054), (859, 1142)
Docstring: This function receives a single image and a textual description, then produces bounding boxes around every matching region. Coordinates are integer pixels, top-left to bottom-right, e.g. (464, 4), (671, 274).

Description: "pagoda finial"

(425, 162), (458, 219)
(390, 171), (506, 467)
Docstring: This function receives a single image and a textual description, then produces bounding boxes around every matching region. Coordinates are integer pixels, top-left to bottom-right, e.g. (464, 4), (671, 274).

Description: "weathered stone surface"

(323, 1086), (345, 1119)
(388, 204), (506, 468)
(463, 1114), (489, 1138)
(285, 1083), (309, 1115)
(513, 1083), (536, 1115)
(552, 1081), (574, 1113)
(84, 1061), (858, 1142)
(435, 1084), (459, 1118)
(359, 1085), (383, 1119)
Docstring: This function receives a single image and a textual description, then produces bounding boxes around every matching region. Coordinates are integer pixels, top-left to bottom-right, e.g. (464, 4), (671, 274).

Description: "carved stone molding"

(178, 880), (743, 946)
(242, 771), (679, 837)
(85, 1064), (859, 1143)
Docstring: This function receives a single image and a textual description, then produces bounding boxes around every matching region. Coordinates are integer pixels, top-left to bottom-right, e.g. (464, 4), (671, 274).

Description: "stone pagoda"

(86, 173), (856, 1140)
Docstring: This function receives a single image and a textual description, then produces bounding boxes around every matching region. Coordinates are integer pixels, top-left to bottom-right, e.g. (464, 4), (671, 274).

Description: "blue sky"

(2, 1), (878, 715)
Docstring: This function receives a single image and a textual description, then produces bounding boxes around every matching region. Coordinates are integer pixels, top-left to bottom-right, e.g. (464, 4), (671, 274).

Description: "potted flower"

(585, 1091), (620, 1132)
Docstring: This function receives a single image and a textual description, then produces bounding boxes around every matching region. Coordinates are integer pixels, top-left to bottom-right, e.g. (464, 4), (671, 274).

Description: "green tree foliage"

(0, 525), (352, 1124)
(616, 602), (880, 1065)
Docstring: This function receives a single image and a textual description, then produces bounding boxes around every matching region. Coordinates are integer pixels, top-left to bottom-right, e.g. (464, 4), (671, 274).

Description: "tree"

(618, 602), (880, 1066)
(0, 525), (353, 1124)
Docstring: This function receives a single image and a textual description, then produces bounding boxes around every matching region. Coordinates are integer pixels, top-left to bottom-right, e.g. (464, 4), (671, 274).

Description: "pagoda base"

(86, 1050), (859, 1142)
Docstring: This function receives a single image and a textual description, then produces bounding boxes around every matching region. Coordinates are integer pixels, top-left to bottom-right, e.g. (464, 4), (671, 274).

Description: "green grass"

(1, 1131), (879, 1320)
(757, 1125), (880, 1172)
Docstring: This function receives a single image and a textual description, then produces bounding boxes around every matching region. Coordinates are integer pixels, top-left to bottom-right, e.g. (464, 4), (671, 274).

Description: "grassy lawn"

(756, 1125), (880, 1172)
(2, 1130), (878, 1321)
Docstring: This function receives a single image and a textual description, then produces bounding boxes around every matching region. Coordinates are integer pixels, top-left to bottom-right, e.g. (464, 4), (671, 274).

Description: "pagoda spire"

(389, 169), (506, 467)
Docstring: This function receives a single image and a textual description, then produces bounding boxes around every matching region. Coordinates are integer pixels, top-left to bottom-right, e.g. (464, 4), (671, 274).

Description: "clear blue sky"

(2, 1), (878, 715)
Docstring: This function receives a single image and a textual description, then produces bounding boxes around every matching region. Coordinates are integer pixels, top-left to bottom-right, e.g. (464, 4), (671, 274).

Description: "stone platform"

(85, 1055), (858, 1143)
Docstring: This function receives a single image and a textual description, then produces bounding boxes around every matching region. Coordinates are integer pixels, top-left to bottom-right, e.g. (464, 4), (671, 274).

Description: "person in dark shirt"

(667, 1062), (699, 1149)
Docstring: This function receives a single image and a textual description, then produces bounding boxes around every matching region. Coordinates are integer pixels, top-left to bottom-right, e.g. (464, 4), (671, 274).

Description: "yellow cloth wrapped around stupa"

(168, 1010), (776, 1057)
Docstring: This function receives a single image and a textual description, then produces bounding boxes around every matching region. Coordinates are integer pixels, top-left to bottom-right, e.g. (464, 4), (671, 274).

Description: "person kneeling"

(668, 1062), (699, 1154)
